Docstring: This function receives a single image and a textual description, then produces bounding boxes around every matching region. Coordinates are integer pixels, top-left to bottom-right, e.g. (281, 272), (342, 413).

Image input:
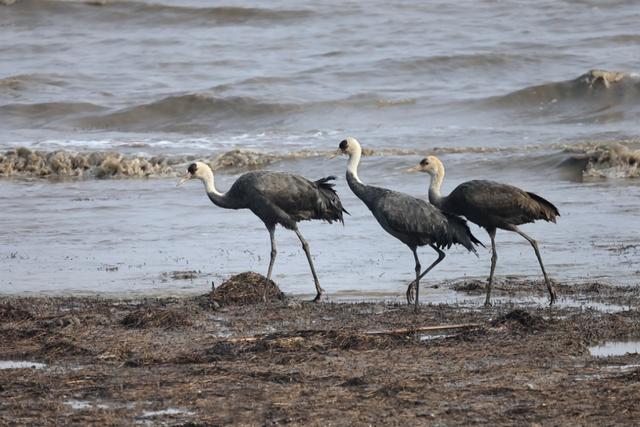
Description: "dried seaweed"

(211, 272), (283, 306)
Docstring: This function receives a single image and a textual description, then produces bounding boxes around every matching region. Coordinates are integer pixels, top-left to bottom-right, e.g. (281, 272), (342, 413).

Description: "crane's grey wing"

(243, 172), (345, 226)
(447, 180), (557, 225)
(373, 191), (456, 248)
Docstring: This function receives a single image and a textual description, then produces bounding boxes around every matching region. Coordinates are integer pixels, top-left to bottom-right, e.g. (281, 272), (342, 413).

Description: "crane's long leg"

(407, 245), (446, 307)
(266, 225), (277, 282)
(263, 225), (277, 302)
(410, 247), (421, 312)
(294, 228), (325, 302)
(485, 229), (497, 307)
(513, 227), (557, 305)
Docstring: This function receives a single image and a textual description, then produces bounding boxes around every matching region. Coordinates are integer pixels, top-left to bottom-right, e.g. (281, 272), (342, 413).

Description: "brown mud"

(1, 274), (639, 426)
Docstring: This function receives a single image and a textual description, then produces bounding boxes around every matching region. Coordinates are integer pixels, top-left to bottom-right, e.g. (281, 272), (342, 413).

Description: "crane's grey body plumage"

(211, 171), (346, 229)
(415, 156), (559, 306)
(338, 137), (481, 310)
(436, 180), (559, 230)
(179, 162), (347, 301)
(347, 173), (479, 251)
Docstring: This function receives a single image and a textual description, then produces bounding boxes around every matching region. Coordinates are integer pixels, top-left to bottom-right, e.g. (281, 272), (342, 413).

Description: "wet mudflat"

(1, 277), (639, 426)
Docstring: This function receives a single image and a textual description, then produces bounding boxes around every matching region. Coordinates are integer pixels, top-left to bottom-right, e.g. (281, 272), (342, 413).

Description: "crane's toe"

(311, 292), (329, 303)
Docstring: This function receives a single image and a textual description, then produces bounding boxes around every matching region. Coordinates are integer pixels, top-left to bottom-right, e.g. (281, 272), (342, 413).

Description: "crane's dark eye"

(188, 163), (197, 174)
(420, 158), (428, 166)
(339, 140), (348, 151)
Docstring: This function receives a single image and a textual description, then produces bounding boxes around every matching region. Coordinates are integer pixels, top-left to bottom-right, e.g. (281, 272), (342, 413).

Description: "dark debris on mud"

(120, 307), (192, 329)
(1, 276), (640, 425)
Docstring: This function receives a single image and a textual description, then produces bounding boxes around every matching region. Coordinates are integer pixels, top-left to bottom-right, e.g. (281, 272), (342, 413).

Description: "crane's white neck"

(200, 166), (225, 198)
(346, 146), (362, 184)
(428, 161), (445, 204)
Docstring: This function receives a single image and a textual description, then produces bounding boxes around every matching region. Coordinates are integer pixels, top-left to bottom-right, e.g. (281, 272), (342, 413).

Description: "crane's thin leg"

(266, 225), (277, 282)
(294, 228), (325, 302)
(485, 229), (497, 307)
(407, 245), (446, 307)
(264, 225), (277, 303)
(513, 227), (557, 306)
(410, 247), (421, 311)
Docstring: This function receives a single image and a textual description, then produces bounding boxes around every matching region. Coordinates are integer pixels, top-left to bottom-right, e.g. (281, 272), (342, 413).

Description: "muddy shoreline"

(1, 277), (639, 426)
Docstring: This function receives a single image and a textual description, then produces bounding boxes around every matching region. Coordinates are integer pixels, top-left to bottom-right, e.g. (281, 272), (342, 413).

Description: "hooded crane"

(335, 138), (482, 310)
(409, 156), (559, 306)
(177, 161), (348, 302)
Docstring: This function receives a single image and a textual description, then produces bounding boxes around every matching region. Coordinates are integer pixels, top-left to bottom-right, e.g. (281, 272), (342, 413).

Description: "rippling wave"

(0, 101), (106, 128)
(0, 74), (66, 92)
(72, 93), (298, 132)
(377, 52), (533, 72)
(481, 70), (640, 124)
(0, 92), (421, 133)
(6, 0), (312, 25)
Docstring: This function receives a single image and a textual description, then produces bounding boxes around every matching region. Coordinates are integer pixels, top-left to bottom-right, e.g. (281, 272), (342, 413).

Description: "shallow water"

(590, 341), (640, 357)
(1, 166), (638, 297)
(1, 0), (639, 297)
(0, 360), (46, 370)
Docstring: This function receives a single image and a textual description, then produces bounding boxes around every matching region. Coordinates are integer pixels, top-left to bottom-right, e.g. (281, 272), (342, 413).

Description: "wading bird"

(177, 162), (348, 302)
(408, 156), (559, 306)
(334, 138), (481, 310)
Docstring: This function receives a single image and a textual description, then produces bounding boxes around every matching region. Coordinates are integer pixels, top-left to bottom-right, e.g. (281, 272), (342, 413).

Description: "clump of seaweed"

(211, 272), (284, 306)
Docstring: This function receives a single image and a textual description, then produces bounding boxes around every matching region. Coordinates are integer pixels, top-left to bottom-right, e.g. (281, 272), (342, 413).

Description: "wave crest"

(483, 70), (640, 123)
(0, 147), (178, 179)
(2, 142), (639, 180)
(571, 143), (640, 179)
(0, 147), (326, 179)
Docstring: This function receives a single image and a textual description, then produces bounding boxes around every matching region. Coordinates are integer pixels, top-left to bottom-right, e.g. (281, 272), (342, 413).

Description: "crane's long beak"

(327, 149), (342, 160)
(176, 172), (192, 187)
(406, 165), (421, 173)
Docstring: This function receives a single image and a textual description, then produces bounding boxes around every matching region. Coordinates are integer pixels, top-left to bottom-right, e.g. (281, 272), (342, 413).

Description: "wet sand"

(1, 277), (639, 426)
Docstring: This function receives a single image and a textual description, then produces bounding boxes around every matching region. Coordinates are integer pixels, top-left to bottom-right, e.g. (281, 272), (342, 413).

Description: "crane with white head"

(409, 155), (559, 306)
(178, 161), (348, 302)
(334, 137), (482, 310)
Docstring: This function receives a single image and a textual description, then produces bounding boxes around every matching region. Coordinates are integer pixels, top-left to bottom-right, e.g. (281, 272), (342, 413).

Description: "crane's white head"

(177, 161), (212, 187)
(407, 155), (443, 177)
(338, 137), (361, 157)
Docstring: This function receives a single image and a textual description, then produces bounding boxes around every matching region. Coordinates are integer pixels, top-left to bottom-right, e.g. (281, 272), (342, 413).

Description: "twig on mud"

(223, 323), (482, 344)
(364, 323), (482, 335)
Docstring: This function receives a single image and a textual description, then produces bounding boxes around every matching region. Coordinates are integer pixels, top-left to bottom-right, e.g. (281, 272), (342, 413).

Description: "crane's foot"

(548, 288), (558, 306)
(310, 291), (329, 303)
(483, 299), (493, 308)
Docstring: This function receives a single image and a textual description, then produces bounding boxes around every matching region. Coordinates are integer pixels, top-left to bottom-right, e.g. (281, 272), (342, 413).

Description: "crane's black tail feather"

(444, 212), (484, 255)
(315, 176), (349, 224)
(526, 191), (560, 223)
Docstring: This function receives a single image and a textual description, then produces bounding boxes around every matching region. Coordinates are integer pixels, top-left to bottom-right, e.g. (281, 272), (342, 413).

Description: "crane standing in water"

(335, 137), (482, 310)
(409, 156), (559, 306)
(178, 161), (348, 302)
